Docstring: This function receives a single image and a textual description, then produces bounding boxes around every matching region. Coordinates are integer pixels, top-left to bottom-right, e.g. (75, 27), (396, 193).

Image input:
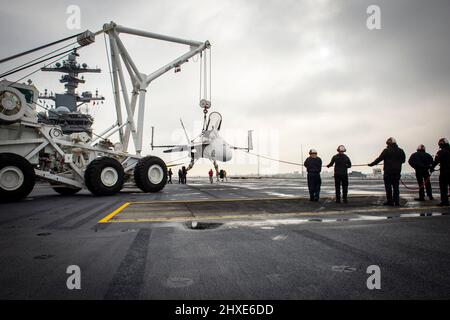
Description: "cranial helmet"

(438, 138), (449, 148)
(386, 137), (397, 145)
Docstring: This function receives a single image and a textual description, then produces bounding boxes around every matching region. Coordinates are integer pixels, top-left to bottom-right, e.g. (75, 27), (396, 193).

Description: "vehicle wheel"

(0, 86), (26, 124)
(0, 153), (35, 202)
(84, 157), (124, 196)
(52, 186), (82, 195)
(134, 156), (167, 193)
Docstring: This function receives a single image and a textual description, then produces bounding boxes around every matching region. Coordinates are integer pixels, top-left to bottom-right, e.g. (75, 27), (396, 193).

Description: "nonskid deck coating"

(99, 195), (448, 223)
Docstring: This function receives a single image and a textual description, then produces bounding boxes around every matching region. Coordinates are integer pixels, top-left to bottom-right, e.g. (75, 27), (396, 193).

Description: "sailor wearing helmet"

(369, 137), (406, 206)
(304, 149), (322, 202)
(327, 145), (352, 203)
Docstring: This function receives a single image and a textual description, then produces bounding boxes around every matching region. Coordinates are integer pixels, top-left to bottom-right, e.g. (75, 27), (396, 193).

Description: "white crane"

(0, 22), (211, 201)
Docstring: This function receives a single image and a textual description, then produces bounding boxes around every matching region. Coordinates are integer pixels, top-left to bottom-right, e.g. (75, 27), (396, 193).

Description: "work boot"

(336, 197), (341, 203)
(343, 198), (348, 204)
(414, 198), (425, 201)
(383, 201), (394, 206)
(394, 202), (400, 207)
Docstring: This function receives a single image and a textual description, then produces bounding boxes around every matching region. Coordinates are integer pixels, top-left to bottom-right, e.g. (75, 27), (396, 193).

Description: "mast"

(38, 49), (104, 134)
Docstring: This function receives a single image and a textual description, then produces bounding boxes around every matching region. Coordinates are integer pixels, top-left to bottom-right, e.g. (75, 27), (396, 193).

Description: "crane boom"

(101, 22), (211, 155)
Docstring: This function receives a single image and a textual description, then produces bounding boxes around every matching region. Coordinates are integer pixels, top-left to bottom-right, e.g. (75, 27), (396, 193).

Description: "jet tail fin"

(247, 130), (253, 152)
(231, 130), (253, 152)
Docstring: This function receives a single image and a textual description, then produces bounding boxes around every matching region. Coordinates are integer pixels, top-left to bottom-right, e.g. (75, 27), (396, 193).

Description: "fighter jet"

(151, 105), (252, 174)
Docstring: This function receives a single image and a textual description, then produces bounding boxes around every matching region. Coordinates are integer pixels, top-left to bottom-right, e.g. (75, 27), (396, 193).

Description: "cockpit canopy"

(205, 111), (222, 131)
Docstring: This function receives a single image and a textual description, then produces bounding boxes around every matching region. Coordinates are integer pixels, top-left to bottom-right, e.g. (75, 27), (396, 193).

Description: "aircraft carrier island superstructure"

(37, 49), (104, 135)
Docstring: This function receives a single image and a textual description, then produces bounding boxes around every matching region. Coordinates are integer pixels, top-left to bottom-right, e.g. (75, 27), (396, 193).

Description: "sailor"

(431, 138), (450, 206)
(208, 169), (214, 184)
(368, 137), (406, 206)
(304, 149), (322, 202)
(408, 144), (433, 201)
(327, 145), (352, 203)
(178, 169), (183, 184)
(182, 166), (188, 184)
(167, 168), (173, 184)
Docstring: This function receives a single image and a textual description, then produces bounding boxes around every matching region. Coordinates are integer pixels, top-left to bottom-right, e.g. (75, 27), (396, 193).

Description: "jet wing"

(163, 145), (190, 153)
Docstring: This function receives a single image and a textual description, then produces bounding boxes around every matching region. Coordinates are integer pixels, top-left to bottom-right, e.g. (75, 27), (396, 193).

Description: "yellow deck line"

(98, 211), (353, 224)
(98, 202), (130, 223)
(98, 202), (448, 224)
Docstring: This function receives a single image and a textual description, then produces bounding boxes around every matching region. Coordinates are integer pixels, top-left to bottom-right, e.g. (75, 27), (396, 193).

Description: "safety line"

(235, 150), (447, 192)
(238, 149), (380, 168)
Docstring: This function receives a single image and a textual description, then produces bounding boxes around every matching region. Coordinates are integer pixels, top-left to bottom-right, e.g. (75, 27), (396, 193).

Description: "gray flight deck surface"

(0, 177), (449, 299)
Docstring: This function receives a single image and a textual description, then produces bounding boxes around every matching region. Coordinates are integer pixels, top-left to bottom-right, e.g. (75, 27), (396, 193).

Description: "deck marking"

(99, 208), (448, 224)
(98, 202), (130, 223)
(98, 198), (450, 224)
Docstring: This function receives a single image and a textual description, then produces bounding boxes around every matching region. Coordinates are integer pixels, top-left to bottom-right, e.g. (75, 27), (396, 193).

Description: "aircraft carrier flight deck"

(1, 177), (449, 299)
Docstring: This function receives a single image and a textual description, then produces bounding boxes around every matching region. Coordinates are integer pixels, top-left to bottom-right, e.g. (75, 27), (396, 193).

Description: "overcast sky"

(1, 0), (449, 175)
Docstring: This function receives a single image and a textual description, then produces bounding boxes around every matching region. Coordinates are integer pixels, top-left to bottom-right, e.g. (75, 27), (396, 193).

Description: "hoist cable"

(0, 40), (79, 78)
(0, 46), (80, 79)
(7, 46), (82, 87)
(0, 32), (83, 65)
(208, 47), (212, 103)
(199, 52), (203, 102)
(204, 48), (207, 100)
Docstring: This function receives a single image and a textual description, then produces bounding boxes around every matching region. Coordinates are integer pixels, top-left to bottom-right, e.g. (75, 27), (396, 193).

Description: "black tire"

(134, 156), (167, 193)
(52, 187), (82, 196)
(0, 153), (35, 202)
(84, 157), (124, 196)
